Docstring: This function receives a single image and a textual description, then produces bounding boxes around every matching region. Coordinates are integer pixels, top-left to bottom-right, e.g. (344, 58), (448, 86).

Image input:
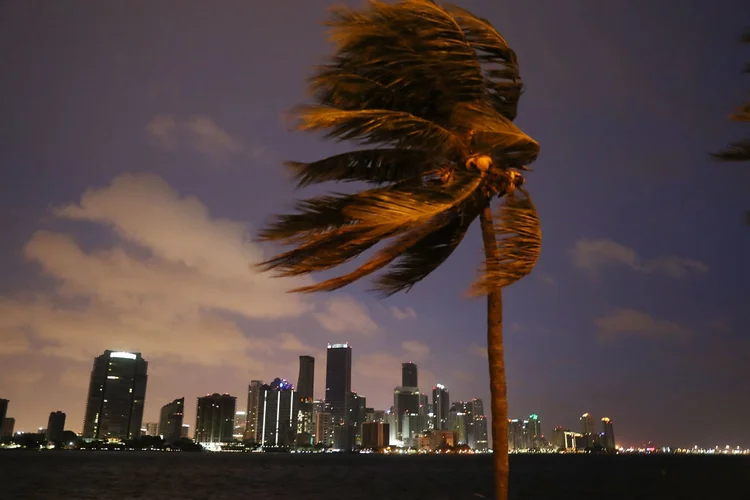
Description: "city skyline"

(1, 0), (749, 450)
(0, 346), (684, 449)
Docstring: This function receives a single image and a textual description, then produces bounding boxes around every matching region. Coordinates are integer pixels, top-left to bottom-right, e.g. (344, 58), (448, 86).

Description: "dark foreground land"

(0, 451), (746, 499)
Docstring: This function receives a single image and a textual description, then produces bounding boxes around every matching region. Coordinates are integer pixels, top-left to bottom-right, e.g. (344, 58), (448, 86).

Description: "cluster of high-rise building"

(65, 344), (491, 452)
(1, 347), (614, 455)
(507, 411), (617, 452)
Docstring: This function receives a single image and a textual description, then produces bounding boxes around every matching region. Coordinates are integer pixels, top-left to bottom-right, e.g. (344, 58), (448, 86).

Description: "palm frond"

(445, 3), (523, 120)
(469, 187), (541, 295)
(292, 106), (463, 155)
(730, 102), (750, 122)
(373, 193), (485, 296)
(258, 170), (484, 277)
(343, 170), (484, 227)
(286, 149), (436, 187)
(712, 137), (750, 162)
(290, 215), (453, 293)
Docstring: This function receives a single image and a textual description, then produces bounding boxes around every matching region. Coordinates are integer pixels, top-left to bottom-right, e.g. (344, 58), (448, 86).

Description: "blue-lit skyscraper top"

(270, 378), (294, 391)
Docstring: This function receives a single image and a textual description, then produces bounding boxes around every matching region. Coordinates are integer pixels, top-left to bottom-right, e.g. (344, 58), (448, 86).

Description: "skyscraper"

(297, 356), (315, 402)
(324, 343), (352, 427)
(580, 412), (595, 435)
(245, 380), (263, 442)
(296, 356), (315, 442)
(432, 384), (449, 430)
(258, 378), (297, 447)
(527, 414), (542, 449)
(46, 411), (66, 442)
(82, 350), (148, 441)
(0, 399), (7, 437)
(393, 386), (420, 440)
(402, 362), (418, 387)
(601, 417), (616, 451)
(158, 397), (184, 443)
(233, 411), (247, 440)
(195, 393), (236, 444)
(580, 412), (595, 448)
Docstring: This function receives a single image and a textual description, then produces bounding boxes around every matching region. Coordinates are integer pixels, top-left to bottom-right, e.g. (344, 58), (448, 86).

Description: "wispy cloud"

(571, 238), (708, 278)
(402, 340), (429, 360)
(594, 308), (691, 341)
(313, 295), (378, 336)
(146, 114), (244, 164)
(390, 306), (417, 320)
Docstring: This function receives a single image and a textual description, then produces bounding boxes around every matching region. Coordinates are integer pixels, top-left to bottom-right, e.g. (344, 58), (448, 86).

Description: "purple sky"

(2, 0), (750, 448)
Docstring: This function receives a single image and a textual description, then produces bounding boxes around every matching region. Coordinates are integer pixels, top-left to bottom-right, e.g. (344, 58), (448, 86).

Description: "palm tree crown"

(259, 0), (542, 296)
(714, 30), (750, 162)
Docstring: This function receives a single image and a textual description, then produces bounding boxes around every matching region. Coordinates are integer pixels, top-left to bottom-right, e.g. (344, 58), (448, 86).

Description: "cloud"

(146, 114), (244, 163)
(571, 238), (708, 278)
(313, 295), (378, 336)
(402, 340), (429, 360)
(594, 309), (691, 341)
(390, 306), (417, 320)
(0, 173), (382, 372)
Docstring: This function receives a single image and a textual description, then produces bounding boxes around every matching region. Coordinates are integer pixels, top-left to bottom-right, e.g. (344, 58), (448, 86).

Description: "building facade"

(324, 343), (352, 427)
(82, 350), (148, 441)
(296, 356), (315, 443)
(401, 362), (418, 387)
(46, 411), (66, 442)
(432, 384), (449, 430)
(258, 378), (297, 447)
(195, 393), (236, 444)
(158, 397), (184, 443)
(245, 380), (263, 442)
(601, 417), (616, 451)
(362, 422), (389, 449)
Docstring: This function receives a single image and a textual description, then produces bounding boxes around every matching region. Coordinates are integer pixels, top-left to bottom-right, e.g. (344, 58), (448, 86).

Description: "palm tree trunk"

(479, 205), (509, 500)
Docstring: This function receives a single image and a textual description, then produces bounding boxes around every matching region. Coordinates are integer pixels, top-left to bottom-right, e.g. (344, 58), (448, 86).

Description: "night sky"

(2, 0), (750, 448)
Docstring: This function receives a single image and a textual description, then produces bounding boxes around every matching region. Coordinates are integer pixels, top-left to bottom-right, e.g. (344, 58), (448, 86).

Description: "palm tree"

(713, 29), (750, 162)
(258, 2), (540, 499)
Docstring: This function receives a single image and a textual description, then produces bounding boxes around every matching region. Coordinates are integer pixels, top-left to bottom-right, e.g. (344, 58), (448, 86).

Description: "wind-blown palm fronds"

(713, 29), (750, 162)
(469, 187), (541, 296)
(258, 2), (542, 499)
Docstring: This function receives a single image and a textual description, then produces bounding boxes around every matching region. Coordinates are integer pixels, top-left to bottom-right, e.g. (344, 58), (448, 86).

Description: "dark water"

(1, 451), (747, 499)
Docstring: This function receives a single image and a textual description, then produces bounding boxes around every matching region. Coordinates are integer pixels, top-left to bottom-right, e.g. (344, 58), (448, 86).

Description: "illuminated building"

(245, 380), (263, 442)
(527, 414), (542, 450)
(428, 429), (456, 450)
(347, 392), (366, 445)
(233, 411), (247, 441)
(601, 417), (616, 451)
(324, 344), (351, 428)
(393, 386), (420, 439)
(580, 412), (596, 449)
(315, 411), (333, 446)
(142, 422), (158, 436)
(432, 384), (449, 430)
(195, 393), (236, 444)
(508, 419), (524, 450)
(580, 412), (595, 435)
(258, 378), (297, 447)
(296, 356), (315, 444)
(181, 424), (190, 439)
(46, 411), (66, 442)
(362, 422), (389, 449)
(158, 398), (184, 443)
(82, 350), (148, 441)
(552, 426), (566, 450)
